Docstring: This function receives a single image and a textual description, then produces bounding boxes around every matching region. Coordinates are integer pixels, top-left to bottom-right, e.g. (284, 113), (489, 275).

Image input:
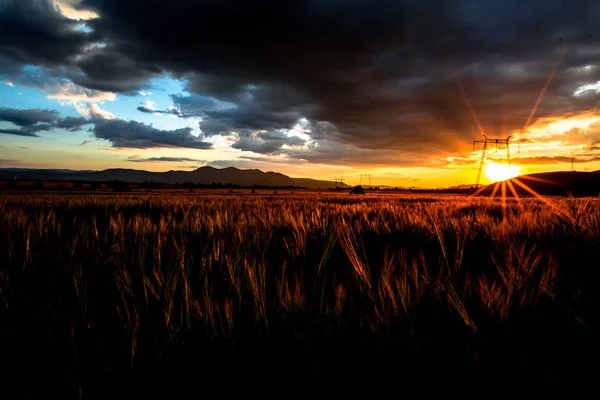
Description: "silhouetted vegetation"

(0, 193), (599, 397)
(0, 179), (308, 192)
(349, 185), (366, 194)
(111, 180), (132, 192)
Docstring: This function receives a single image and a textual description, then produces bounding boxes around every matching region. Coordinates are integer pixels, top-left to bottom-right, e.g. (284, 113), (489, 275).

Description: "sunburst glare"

(484, 161), (521, 182)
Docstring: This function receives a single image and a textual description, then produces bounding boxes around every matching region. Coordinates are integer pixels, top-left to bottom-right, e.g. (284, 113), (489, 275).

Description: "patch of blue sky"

(101, 76), (236, 134)
(148, 76), (188, 95)
(75, 23), (93, 33)
(100, 91), (203, 133)
(101, 76), (187, 121)
(0, 81), (81, 117)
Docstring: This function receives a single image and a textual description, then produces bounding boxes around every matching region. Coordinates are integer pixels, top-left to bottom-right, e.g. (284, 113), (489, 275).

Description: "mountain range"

(0, 166), (345, 189)
(2, 167), (599, 194)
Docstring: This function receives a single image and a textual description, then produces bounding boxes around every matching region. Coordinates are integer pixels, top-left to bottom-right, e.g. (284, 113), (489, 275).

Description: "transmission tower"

(333, 177), (346, 189)
(472, 134), (512, 188)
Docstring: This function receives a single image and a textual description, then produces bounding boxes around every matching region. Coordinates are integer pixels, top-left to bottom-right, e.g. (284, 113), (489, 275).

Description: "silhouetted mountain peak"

(0, 166), (339, 189)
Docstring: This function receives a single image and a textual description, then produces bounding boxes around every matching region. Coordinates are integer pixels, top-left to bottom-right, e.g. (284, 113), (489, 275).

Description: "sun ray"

(518, 175), (561, 186)
(505, 179), (521, 201)
(511, 178), (570, 220)
(490, 182), (500, 198)
(453, 72), (487, 138)
(471, 183), (488, 197)
(510, 177), (543, 199)
(521, 52), (565, 133)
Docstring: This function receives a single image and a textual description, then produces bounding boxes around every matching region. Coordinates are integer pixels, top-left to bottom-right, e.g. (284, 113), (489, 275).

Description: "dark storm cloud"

(76, 0), (600, 154)
(230, 130), (306, 154)
(169, 88), (313, 139)
(231, 135), (285, 155)
(71, 49), (162, 93)
(0, 1), (157, 93)
(0, 107), (58, 127)
(137, 106), (184, 117)
(0, 0), (90, 67)
(0, 128), (40, 137)
(92, 118), (212, 149)
(0, 106), (212, 150)
(53, 116), (90, 131)
(127, 157), (204, 163)
(137, 94), (232, 118)
(0, 107), (88, 136)
(3, 0), (600, 159)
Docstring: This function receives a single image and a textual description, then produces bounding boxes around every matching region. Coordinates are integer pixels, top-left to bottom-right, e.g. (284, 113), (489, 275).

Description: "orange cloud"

(54, 0), (99, 20)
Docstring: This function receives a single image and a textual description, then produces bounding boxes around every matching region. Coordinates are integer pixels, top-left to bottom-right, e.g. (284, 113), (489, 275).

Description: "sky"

(0, 0), (600, 188)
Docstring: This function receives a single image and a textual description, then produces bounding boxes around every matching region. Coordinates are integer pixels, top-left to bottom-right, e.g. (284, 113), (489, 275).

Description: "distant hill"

(478, 170), (600, 197)
(0, 166), (345, 189)
(446, 184), (479, 190)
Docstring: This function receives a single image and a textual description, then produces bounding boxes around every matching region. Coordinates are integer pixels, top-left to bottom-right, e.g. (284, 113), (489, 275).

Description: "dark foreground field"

(1, 192), (599, 397)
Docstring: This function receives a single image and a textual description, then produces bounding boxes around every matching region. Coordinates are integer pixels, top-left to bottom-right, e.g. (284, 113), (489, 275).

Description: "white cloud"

(47, 81), (117, 103)
(88, 104), (117, 120)
(573, 81), (600, 97)
(3, 81), (14, 87)
(75, 103), (117, 120)
(46, 81), (118, 117)
(143, 100), (157, 110)
(139, 91), (153, 96)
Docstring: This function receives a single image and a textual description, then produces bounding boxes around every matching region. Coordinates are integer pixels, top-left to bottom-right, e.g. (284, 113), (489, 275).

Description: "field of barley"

(1, 192), (599, 396)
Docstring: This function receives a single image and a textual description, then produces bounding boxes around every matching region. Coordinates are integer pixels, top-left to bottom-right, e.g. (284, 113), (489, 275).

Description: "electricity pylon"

(472, 135), (512, 188)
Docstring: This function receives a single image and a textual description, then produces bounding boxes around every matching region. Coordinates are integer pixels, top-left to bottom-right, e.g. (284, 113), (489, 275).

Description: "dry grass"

(0, 192), (599, 395)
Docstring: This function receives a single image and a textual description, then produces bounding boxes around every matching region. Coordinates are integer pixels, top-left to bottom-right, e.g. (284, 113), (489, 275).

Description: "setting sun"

(484, 161), (521, 182)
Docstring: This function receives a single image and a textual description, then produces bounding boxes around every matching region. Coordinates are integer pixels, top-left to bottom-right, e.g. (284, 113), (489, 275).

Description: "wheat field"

(0, 192), (599, 396)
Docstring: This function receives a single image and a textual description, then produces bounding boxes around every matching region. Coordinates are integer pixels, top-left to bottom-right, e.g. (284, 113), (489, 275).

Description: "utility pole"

(472, 135), (512, 188)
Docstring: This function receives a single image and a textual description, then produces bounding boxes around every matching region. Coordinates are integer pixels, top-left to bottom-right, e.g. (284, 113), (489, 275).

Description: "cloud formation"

(137, 106), (183, 117)
(1, 0), (600, 165)
(230, 131), (306, 154)
(0, 0), (90, 68)
(92, 118), (212, 149)
(76, 0), (599, 152)
(0, 105), (212, 150)
(0, 107), (88, 136)
(127, 156), (205, 163)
